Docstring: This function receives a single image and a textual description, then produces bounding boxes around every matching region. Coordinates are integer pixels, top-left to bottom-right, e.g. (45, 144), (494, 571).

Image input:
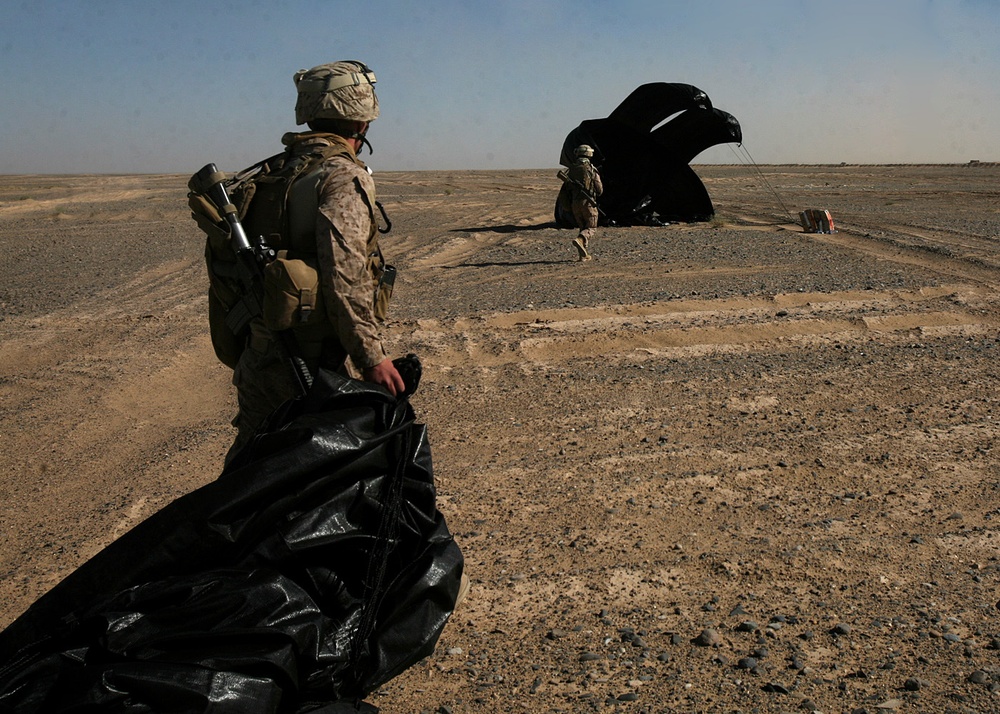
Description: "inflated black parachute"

(0, 369), (464, 713)
(555, 82), (742, 226)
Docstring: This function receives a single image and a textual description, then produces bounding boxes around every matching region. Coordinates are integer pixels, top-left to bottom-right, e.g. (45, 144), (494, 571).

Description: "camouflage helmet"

(293, 60), (379, 124)
(574, 144), (594, 158)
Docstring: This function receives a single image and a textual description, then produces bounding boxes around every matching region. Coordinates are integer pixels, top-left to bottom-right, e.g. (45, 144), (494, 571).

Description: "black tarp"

(0, 369), (463, 713)
(555, 82), (743, 226)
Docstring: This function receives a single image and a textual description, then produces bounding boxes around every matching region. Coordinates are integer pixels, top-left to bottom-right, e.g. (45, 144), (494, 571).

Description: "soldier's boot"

(572, 237), (591, 261)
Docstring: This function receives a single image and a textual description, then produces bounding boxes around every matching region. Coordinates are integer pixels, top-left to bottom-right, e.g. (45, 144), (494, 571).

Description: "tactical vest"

(189, 133), (389, 369)
(568, 160), (597, 197)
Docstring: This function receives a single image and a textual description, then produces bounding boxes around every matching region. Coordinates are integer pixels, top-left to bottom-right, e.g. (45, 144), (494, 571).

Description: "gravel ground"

(1, 164), (999, 713)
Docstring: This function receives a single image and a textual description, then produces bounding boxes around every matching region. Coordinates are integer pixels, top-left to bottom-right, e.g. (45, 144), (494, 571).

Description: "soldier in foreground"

(567, 144), (603, 261)
(225, 60), (405, 463)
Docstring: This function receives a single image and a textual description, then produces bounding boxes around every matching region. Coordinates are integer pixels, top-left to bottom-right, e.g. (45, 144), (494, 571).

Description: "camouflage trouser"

(572, 200), (598, 242)
(225, 336), (345, 467)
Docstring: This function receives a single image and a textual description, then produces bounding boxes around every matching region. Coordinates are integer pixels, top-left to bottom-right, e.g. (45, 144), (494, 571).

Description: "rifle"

(189, 163), (313, 395)
(557, 168), (606, 217)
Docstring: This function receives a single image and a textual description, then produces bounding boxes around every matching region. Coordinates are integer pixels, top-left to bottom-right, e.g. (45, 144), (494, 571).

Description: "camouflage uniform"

(568, 157), (603, 260)
(227, 131), (386, 463)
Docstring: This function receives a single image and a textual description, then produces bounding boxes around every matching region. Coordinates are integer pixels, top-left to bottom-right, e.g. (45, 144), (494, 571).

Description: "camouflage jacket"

(568, 159), (603, 204)
(282, 132), (386, 370)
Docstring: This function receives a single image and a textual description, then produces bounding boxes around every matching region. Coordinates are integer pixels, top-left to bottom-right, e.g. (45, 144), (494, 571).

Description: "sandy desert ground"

(0, 163), (999, 713)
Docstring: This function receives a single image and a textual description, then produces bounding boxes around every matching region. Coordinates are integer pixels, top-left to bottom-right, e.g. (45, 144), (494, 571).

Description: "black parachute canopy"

(556, 82), (742, 226)
(0, 370), (463, 714)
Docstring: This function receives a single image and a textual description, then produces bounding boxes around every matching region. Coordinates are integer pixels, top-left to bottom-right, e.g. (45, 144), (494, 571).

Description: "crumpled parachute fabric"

(0, 369), (464, 713)
(555, 82), (742, 226)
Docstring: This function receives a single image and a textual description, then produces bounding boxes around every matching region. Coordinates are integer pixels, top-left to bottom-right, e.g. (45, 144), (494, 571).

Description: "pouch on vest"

(366, 248), (395, 323)
(263, 252), (325, 331)
(374, 264), (395, 323)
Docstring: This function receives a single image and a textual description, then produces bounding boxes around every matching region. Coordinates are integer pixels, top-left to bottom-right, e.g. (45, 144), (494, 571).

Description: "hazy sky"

(1, 0), (998, 174)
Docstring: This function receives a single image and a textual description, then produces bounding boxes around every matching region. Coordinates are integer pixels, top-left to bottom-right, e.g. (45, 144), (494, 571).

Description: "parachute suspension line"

(351, 407), (413, 668)
(728, 143), (798, 224)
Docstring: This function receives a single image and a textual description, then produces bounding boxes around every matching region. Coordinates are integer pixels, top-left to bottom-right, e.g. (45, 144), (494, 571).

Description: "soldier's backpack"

(187, 146), (347, 369)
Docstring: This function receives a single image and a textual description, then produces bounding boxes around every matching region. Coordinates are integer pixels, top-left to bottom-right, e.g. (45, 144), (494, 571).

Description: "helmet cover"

(293, 60), (379, 124)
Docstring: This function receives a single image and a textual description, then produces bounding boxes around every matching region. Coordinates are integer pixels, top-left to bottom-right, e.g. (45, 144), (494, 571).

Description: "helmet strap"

(346, 125), (373, 154)
(334, 120), (372, 154)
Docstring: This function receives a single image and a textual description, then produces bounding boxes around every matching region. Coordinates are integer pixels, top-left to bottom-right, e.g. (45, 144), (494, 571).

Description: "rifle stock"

(191, 163), (312, 394)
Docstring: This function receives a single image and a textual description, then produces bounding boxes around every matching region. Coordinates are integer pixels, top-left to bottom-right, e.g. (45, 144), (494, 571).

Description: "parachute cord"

(350, 404), (412, 672)
(728, 143), (798, 224)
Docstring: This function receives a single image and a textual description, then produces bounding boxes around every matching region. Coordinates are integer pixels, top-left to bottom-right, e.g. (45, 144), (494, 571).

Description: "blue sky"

(1, 0), (997, 173)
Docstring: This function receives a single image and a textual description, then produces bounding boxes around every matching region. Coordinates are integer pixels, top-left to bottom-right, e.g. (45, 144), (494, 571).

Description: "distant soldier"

(567, 144), (603, 261)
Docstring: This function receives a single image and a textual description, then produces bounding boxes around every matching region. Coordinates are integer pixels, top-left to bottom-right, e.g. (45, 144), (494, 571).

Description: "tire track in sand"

(403, 284), (1000, 369)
